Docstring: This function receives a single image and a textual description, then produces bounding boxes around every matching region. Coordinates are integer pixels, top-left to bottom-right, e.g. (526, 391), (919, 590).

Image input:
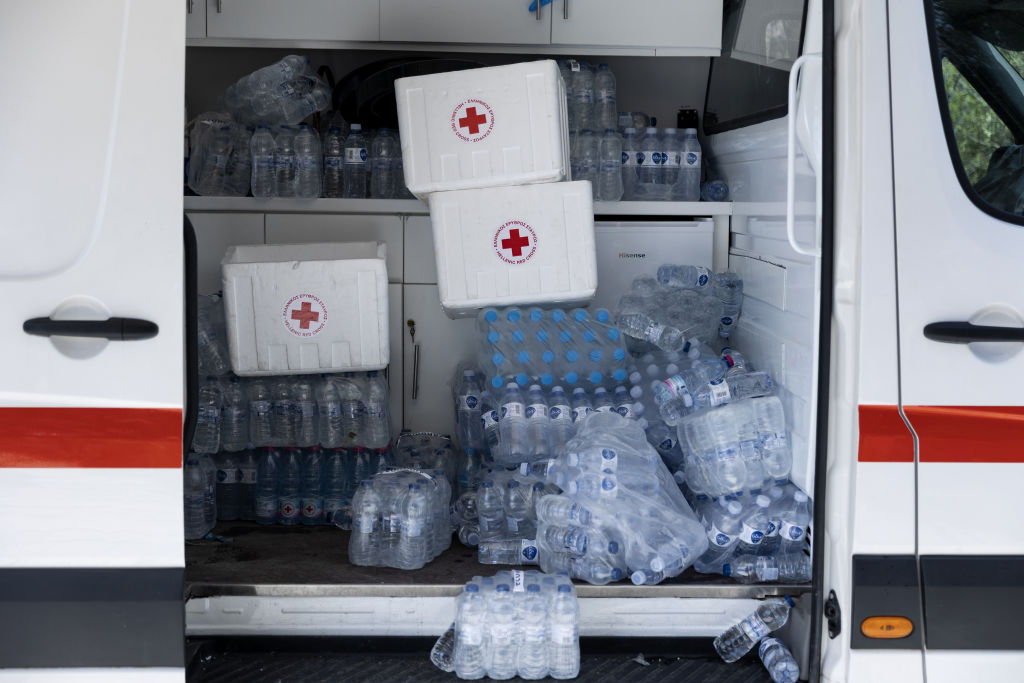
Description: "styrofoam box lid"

(429, 181), (596, 318)
(221, 242), (389, 375)
(395, 59), (570, 198)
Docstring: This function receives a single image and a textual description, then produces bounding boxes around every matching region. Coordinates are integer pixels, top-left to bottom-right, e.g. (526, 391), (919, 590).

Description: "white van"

(1, 1), (1022, 681)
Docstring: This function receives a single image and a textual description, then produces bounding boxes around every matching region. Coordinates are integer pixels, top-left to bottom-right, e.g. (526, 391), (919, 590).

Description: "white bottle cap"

(646, 127), (658, 134)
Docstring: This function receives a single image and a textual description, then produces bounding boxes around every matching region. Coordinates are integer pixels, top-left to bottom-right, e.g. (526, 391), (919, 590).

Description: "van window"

(927, 1), (1024, 218)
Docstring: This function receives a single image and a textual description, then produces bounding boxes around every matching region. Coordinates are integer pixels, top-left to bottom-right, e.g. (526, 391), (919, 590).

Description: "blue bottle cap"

(530, 309), (543, 322)
(507, 310), (520, 322)
(512, 330), (525, 343)
(560, 330), (572, 343)
(613, 369), (627, 381)
(542, 350), (555, 363)
(518, 351), (530, 363)
(536, 330), (549, 343)
(484, 310), (498, 323)
(552, 310), (565, 323)
(566, 371), (579, 384)
(465, 583), (479, 592)
(492, 353), (504, 366)
(541, 373), (554, 385)
(596, 309), (611, 323)
(487, 331), (500, 344)
(491, 376), (504, 389)
(574, 310), (587, 322)
(497, 584), (511, 592)
(558, 584), (572, 593)
(590, 372), (603, 384)
(583, 330), (596, 342)
(589, 350), (602, 362)
(613, 348), (626, 361)
(607, 328), (620, 341)
(527, 583), (541, 593)
(516, 374), (528, 386)
(566, 350), (579, 362)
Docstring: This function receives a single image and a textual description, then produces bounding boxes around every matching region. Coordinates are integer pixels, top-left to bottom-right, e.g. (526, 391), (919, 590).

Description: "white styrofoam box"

(222, 242), (389, 375)
(592, 221), (714, 310)
(395, 60), (569, 198)
(429, 181), (596, 318)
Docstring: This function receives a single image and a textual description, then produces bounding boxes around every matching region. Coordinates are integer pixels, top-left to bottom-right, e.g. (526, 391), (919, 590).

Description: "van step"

(187, 637), (778, 682)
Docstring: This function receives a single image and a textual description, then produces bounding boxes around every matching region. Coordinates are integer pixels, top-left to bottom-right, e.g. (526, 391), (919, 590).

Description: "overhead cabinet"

(206, 0), (379, 41)
(552, 0), (723, 52)
(380, 0), (551, 46)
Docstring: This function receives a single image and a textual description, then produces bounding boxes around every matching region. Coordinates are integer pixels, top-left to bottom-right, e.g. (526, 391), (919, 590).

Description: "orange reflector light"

(861, 616), (914, 639)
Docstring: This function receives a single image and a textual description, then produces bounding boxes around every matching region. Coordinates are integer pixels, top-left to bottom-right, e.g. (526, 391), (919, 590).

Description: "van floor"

(186, 522), (809, 599)
(186, 636), (776, 682)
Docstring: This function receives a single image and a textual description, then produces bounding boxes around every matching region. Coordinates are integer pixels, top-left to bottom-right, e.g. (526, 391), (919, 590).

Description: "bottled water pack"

(435, 570), (580, 680)
(187, 115), (252, 197)
(714, 596), (795, 663)
(221, 55), (330, 127)
(346, 468), (453, 569)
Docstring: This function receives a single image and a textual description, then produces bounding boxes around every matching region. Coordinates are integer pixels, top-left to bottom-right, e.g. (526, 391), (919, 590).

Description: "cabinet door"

(207, 0), (379, 41)
(380, 0), (551, 45)
(186, 0), (206, 38)
(552, 0), (721, 52)
(403, 285), (478, 435)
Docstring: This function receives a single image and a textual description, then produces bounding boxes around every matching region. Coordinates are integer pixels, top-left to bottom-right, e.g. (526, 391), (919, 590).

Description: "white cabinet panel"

(380, 0), (550, 45)
(186, 0), (206, 38)
(207, 0), (379, 41)
(552, 0), (721, 52)
(403, 285), (478, 434)
(188, 212), (264, 295)
(388, 283), (403, 436)
(265, 214), (404, 283)
(404, 216), (437, 284)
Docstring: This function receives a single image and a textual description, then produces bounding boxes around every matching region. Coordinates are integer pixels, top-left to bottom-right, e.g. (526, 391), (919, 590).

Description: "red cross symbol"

(304, 504), (315, 515)
(290, 301), (320, 329)
(458, 107), (488, 135)
(501, 229), (531, 257)
(282, 504), (294, 515)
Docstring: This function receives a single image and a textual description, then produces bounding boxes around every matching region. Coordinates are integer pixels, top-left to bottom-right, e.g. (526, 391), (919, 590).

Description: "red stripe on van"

(904, 405), (1024, 463)
(0, 408), (182, 468)
(858, 404), (914, 462)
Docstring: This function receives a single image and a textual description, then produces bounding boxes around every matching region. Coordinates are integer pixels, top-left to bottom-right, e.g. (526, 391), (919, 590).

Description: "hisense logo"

(618, 252), (646, 259)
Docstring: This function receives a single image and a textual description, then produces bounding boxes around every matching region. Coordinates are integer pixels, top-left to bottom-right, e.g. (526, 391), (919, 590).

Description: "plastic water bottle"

(702, 179), (730, 202)
(195, 126), (231, 196)
(214, 451), (241, 521)
(498, 384), (529, 462)
(370, 128), (399, 199)
(759, 637), (800, 683)
(548, 386), (575, 456)
(237, 447), (258, 521)
(573, 129), (599, 195)
(638, 127), (662, 186)
(397, 483), (429, 569)
(184, 456), (213, 540)
(220, 378), (248, 452)
(714, 272), (744, 339)
(430, 624), (457, 673)
(254, 447), (279, 525)
(505, 479), (532, 535)
(675, 127), (701, 201)
(250, 125), (278, 197)
(196, 297), (230, 376)
(322, 126), (345, 198)
(454, 583), (487, 679)
(570, 387), (592, 425)
(455, 370), (485, 450)
(548, 584), (580, 679)
(621, 127), (640, 199)
(292, 377), (318, 447)
(616, 312), (687, 352)
(594, 63), (617, 131)
(193, 378), (222, 454)
(274, 126), (297, 197)
(247, 55), (309, 95)
(755, 396), (792, 483)
(708, 408), (746, 496)
(362, 371), (390, 449)
(293, 124), (322, 198)
(778, 491), (812, 550)
(591, 387), (615, 414)
(486, 584), (518, 679)
(661, 128), (681, 186)
(342, 124), (368, 198)
(656, 264), (713, 291)
(322, 448), (348, 526)
(570, 63), (595, 132)
(737, 495), (772, 555)
(316, 376), (344, 448)
(597, 129), (624, 201)
(270, 377), (295, 446)
(277, 447), (302, 525)
(525, 384), (551, 460)
(518, 583), (549, 679)
(713, 597), (794, 663)
(478, 538), (540, 565)
(300, 446), (324, 525)
(349, 480), (382, 565)
(336, 373), (364, 446)
(477, 478), (506, 541)
(224, 127), (252, 197)
(248, 379), (274, 447)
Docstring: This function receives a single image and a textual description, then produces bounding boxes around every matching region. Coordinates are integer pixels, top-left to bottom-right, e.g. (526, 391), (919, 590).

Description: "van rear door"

(0, 3), (185, 679)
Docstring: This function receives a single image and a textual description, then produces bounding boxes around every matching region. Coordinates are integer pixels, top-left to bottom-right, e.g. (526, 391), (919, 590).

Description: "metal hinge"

(824, 589), (841, 639)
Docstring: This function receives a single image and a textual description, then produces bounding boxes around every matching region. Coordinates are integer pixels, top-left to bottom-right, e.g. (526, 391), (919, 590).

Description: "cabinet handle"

(216, 0), (223, 13)
(564, 0), (569, 20)
(412, 343), (421, 400)
(786, 53), (822, 257)
(536, 0), (542, 21)
(187, 0), (193, 15)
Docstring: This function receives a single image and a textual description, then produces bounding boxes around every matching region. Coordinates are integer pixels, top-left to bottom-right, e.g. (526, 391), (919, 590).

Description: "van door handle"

(786, 53), (822, 257)
(23, 317), (159, 341)
(923, 321), (1024, 344)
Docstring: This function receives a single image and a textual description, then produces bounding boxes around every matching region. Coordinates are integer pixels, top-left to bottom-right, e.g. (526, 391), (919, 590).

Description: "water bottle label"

(758, 638), (779, 658)
(209, 153), (227, 170)
(501, 403), (524, 419)
(345, 147), (367, 163)
(593, 405), (614, 414)
(709, 379), (731, 406)
(640, 149), (662, 166)
(662, 375), (692, 405)
(216, 468), (237, 484)
(241, 467), (257, 484)
(324, 155), (343, 169)
(457, 624), (483, 646)
(355, 513), (377, 534)
(572, 406), (590, 423)
(256, 497), (277, 519)
(663, 152), (681, 168)
(569, 60), (581, 72)
(708, 523), (738, 548)
(781, 522), (806, 542)
(684, 151), (702, 167)
(481, 410), (499, 430)
(550, 405), (572, 423)
(526, 403), (548, 419)
(301, 498), (323, 519)
(763, 432), (788, 449)
(390, 514), (403, 533)
(458, 394), (479, 410)
(402, 519), (424, 536)
(765, 520), (780, 538)
(622, 151), (638, 167)
(744, 619), (771, 642)
(616, 404), (633, 418)
(574, 92), (594, 104)
(278, 497), (300, 519)
(275, 158), (294, 171)
(695, 266), (711, 287)
(551, 623), (577, 645)
(740, 523), (765, 545)
(512, 570), (526, 592)
(520, 540), (538, 561)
